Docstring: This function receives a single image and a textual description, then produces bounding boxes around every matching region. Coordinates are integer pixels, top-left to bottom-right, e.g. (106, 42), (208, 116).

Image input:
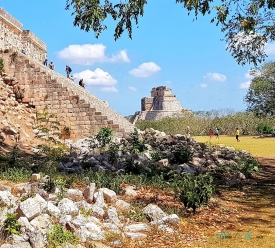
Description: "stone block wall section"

(1, 49), (135, 139)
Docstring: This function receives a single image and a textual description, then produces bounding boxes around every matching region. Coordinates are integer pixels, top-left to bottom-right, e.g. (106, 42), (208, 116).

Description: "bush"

(257, 123), (273, 134)
(47, 224), (78, 247)
(170, 149), (192, 164)
(179, 173), (213, 214)
(95, 127), (114, 147)
(1, 213), (21, 240)
(129, 128), (146, 154)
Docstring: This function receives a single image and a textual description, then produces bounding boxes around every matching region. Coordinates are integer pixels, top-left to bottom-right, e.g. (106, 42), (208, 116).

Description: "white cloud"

(239, 81), (251, 89)
(165, 80), (172, 84)
(265, 43), (275, 55)
(58, 44), (130, 65)
(203, 73), (227, 82)
(73, 68), (117, 92)
(200, 83), (208, 88)
(129, 62), (161, 77)
(128, 86), (137, 91)
(99, 87), (119, 93)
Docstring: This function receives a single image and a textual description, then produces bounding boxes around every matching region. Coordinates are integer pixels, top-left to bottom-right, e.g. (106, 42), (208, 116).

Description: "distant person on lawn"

(235, 128), (240, 142)
(215, 128), (219, 139)
(209, 129), (214, 139)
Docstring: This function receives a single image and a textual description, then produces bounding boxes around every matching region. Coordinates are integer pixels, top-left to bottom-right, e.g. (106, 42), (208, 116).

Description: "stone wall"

(1, 49), (135, 139)
(0, 8), (46, 64)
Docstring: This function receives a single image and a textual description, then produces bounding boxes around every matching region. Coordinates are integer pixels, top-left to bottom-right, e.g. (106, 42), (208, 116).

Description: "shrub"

(1, 213), (21, 240)
(239, 157), (259, 178)
(0, 58), (4, 73)
(179, 173), (213, 214)
(95, 127), (114, 148)
(129, 128), (146, 154)
(257, 123), (273, 134)
(47, 224), (78, 247)
(170, 149), (192, 164)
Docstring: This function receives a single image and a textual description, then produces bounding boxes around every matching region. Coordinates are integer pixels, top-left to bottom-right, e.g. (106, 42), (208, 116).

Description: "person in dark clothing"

(43, 59), (48, 66)
(66, 65), (72, 78)
(49, 61), (54, 70)
(79, 79), (85, 88)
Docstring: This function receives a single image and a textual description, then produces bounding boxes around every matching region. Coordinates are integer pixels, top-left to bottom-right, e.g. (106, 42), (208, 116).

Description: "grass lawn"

(194, 135), (275, 158)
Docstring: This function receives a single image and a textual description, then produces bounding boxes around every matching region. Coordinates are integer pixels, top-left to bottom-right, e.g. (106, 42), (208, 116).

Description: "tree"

(245, 62), (275, 117)
(65, 0), (275, 66)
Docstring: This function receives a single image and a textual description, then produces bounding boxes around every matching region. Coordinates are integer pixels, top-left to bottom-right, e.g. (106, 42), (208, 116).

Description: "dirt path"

(254, 157), (275, 184)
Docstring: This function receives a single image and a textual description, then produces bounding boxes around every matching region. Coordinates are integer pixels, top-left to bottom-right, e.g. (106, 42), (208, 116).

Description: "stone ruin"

(0, 7), (134, 139)
(131, 86), (185, 123)
(0, 8), (47, 64)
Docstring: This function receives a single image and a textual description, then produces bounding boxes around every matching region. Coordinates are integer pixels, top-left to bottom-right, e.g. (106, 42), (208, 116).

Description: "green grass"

(194, 135), (275, 158)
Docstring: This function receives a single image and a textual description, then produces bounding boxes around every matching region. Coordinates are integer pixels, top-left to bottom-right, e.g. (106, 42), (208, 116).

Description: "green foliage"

(257, 123), (273, 134)
(179, 173), (213, 214)
(136, 110), (275, 136)
(37, 144), (68, 161)
(65, 0), (275, 65)
(239, 157), (259, 178)
(129, 128), (146, 154)
(47, 224), (78, 247)
(245, 62), (275, 117)
(125, 207), (148, 222)
(95, 127), (114, 147)
(106, 142), (120, 164)
(170, 149), (192, 164)
(212, 156), (259, 180)
(0, 58), (4, 73)
(80, 208), (93, 217)
(35, 107), (62, 144)
(2, 213), (21, 239)
(0, 167), (32, 182)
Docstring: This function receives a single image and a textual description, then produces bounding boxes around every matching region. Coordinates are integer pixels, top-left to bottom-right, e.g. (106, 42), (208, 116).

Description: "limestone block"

(157, 158), (169, 167)
(142, 204), (167, 221)
(17, 194), (47, 221)
(98, 188), (117, 203)
(31, 173), (40, 182)
(83, 183), (96, 204)
(58, 198), (79, 217)
(65, 189), (84, 202)
(124, 223), (150, 232)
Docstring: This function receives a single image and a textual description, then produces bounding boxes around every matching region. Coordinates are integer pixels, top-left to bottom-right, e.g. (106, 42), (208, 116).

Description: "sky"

(2, 0), (275, 117)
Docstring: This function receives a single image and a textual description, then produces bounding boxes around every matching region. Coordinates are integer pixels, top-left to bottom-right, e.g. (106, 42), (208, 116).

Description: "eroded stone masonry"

(0, 8), (134, 139)
(131, 86), (185, 123)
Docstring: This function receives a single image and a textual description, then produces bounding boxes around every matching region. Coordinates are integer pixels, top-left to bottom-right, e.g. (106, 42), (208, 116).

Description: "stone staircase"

(1, 49), (135, 139)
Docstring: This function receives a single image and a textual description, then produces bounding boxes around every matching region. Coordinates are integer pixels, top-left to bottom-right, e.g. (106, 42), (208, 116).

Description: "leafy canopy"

(245, 61), (275, 116)
(65, 0), (275, 65)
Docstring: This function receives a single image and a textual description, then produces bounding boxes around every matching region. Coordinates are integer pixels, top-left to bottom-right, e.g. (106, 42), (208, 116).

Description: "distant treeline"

(135, 110), (275, 136)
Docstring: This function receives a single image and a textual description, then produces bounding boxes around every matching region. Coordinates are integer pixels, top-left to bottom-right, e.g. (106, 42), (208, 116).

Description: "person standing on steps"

(43, 58), (48, 66)
(235, 128), (240, 142)
(79, 79), (85, 88)
(49, 61), (55, 70)
(65, 65), (72, 78)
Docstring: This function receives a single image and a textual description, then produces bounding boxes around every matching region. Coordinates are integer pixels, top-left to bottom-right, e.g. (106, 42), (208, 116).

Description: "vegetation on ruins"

(65, 0), (275, 65)
(0, 213), (21, 240)
(0, 58), (4, 73)
(47, 224), (79, 247)
(136, 110), (275, 136)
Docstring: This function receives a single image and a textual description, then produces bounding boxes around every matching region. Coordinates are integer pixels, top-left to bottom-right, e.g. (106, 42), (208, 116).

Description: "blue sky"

(2, 0), (275, 116)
